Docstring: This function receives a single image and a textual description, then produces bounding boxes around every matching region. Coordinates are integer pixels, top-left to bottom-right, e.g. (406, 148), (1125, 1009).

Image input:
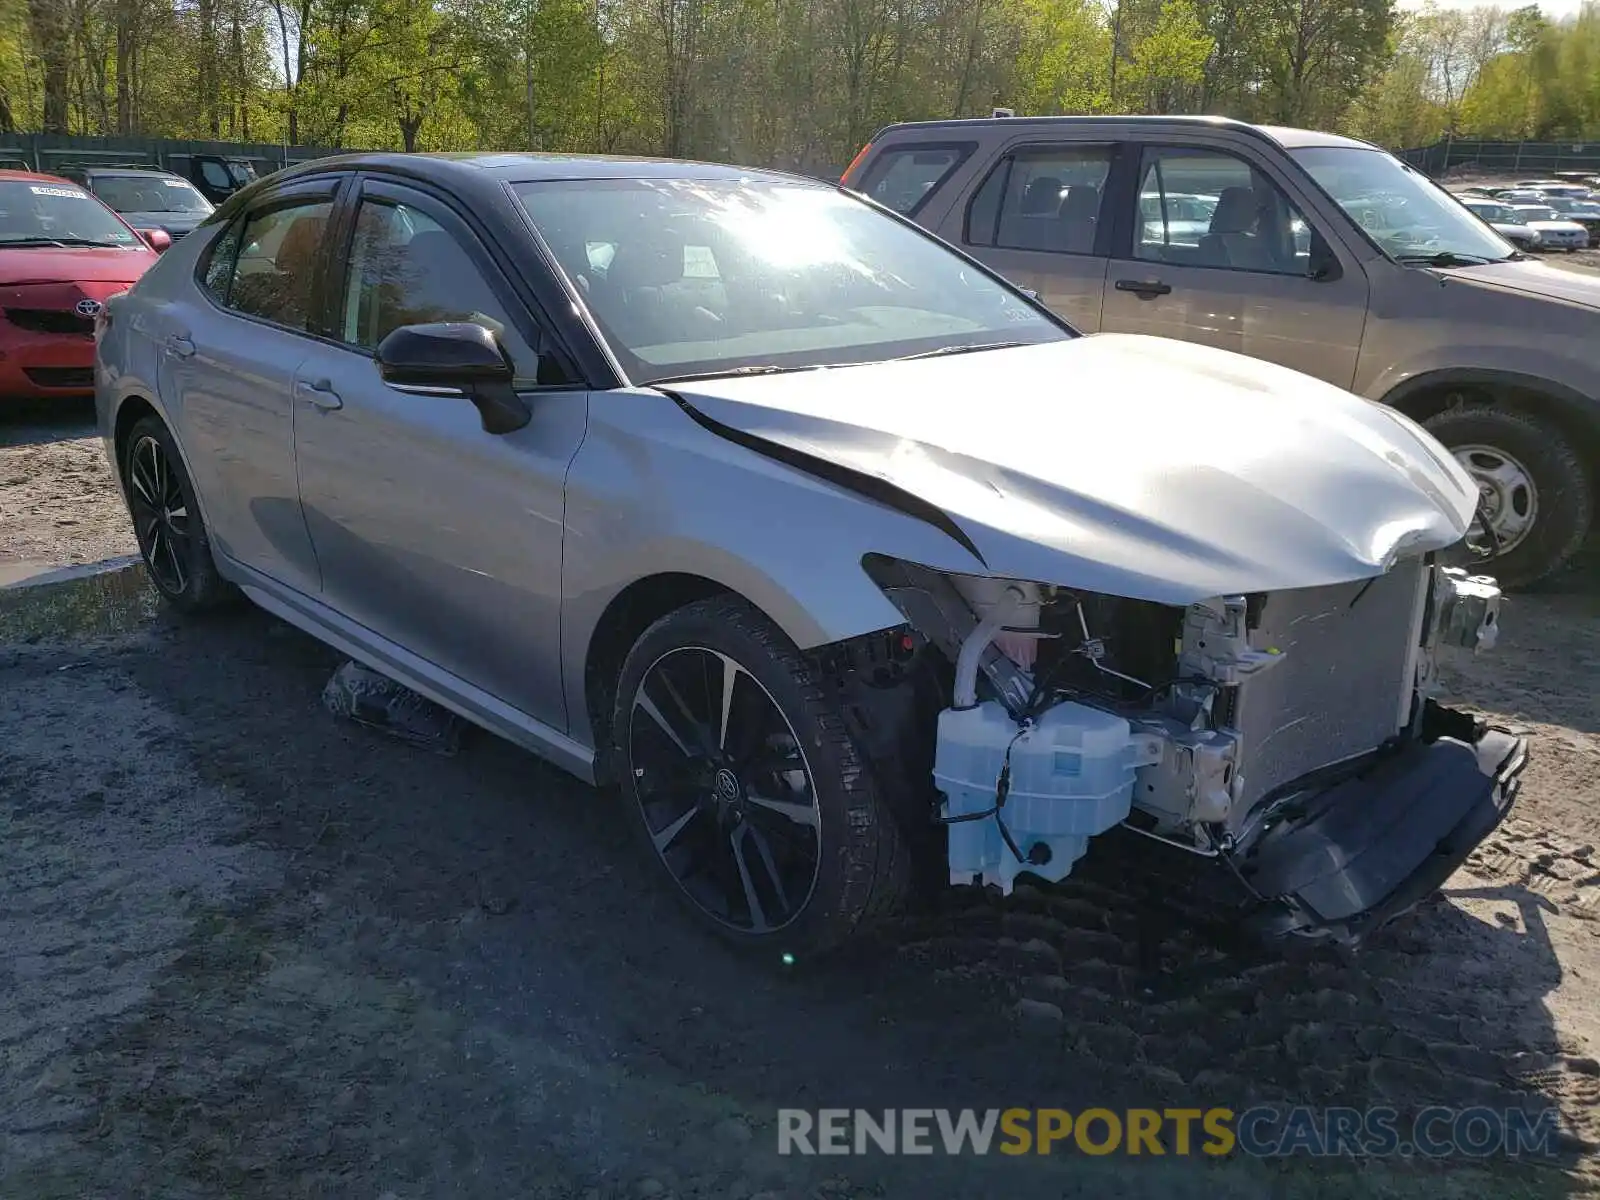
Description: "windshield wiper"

(648, 363), (829, 386)
(0, 235), (127, 248)
(895, 340), (1031, 361)
(1394, 251), (1494, 268)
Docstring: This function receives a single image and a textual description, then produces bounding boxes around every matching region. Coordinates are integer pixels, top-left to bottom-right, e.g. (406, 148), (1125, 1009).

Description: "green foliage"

(4, 0), (1591, 161)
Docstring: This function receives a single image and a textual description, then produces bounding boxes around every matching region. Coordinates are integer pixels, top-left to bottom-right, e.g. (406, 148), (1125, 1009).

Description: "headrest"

(1021, 177), (1062, 215)
(1059, 184), (1100, 222)
(1210, 187), (1258, 235)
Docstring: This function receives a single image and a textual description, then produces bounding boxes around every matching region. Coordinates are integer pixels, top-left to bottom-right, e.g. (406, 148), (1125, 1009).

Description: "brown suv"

(843, 116), (1599, 587)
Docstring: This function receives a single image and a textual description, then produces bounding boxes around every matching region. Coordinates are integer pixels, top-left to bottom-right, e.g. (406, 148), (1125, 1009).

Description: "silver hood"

(662, 334), (1479, 605)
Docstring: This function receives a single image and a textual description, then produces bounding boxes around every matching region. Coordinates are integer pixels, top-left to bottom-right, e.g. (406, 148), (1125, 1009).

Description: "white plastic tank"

(933, 699), (1137, 893)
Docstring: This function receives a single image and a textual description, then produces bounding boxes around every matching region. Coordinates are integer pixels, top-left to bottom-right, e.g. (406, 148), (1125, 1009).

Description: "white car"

(1507, 204), (1589, 251)
(1457, 198), (1543, 252)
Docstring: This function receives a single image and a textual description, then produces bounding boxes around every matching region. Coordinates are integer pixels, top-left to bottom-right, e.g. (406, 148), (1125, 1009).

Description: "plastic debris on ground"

(321, 659), (465, 755)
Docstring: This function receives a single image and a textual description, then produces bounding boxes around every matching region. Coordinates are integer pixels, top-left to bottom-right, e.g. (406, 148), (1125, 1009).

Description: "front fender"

(559, 390), (989, 745)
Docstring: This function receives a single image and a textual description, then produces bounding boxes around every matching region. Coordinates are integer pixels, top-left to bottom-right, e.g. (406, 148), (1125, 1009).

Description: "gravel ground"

(2, 408), (1600, 1198)
(0, 402), (135, 583)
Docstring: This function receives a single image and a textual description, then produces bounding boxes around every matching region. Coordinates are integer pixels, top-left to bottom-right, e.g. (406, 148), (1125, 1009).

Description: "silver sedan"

(96, 153), (1525, 958)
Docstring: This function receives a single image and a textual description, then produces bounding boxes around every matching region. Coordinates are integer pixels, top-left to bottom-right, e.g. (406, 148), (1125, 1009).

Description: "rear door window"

(964, 144), (1114, 255)
(852, 143), (974, 216)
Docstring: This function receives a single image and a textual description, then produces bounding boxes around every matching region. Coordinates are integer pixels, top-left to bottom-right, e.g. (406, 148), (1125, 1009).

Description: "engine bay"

(854, 553), (1507, 926)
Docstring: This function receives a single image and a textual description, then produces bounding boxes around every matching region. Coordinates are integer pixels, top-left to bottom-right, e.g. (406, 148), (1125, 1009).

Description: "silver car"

(95, 153), (1525, 957)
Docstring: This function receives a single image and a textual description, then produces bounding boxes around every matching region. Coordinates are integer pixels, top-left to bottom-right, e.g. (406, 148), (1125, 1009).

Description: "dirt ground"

(2, 405), (1600, 1199)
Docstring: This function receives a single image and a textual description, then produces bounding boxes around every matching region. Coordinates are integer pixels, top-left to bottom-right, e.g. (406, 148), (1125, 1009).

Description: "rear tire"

(609, 595), (911, 959)
(121, 415), (237, 613)
(1423, 404), (1593, 590)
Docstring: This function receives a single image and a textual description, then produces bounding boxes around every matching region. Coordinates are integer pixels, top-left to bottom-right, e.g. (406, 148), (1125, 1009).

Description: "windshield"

(0, 180), (141, 246)
(1518, 206), (1558, 221)
(91, 174), (213, 214)
(514, 178), (1066, 383)
(1290, 146), (1514, 263)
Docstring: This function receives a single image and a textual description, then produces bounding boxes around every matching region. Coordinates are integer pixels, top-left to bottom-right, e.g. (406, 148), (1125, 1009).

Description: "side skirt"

(223, 556), (597, 785)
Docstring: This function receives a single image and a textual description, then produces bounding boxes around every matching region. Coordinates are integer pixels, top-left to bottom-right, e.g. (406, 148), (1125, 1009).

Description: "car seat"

(1055, 183), (1100, 253)
(1198, 186), (1269, 270)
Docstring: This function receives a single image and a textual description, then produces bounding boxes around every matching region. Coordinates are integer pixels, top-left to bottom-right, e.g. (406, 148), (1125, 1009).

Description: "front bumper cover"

(1233, 701), (1529, 945)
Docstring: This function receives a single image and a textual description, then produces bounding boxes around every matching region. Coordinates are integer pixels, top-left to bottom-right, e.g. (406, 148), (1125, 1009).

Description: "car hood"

(661, 335), (1479, 605)
(0, 244), (154, 285)
(1444, 257), (1600, 310)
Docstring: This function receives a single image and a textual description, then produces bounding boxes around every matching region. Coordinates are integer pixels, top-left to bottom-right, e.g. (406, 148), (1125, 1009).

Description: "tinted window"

(222, 200), (333, 329)
(515, 178), (1065, 383)
(853, 144), (971, 215)
(1134, 148), (1310, 276)
(200, 219), (244, 300)
(965, 145), (1112, 255)
(199, 160), (231, 190)
(338, 200), (543, 379)
(0, 179), (141, 246)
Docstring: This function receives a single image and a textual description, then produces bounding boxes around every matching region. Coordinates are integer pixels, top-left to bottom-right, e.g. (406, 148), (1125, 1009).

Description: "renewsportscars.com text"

(777, 1106), (1561, 1159)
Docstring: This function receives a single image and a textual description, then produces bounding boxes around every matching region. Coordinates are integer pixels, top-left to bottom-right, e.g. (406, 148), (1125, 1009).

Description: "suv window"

(199, 160), (231, 190)
(853, 144), (972, 215)
(1134, 147), (1309, 275)
(965, 145), (1112, 255)
(338, 200), (539, 372)
(213, 199), (333, 329)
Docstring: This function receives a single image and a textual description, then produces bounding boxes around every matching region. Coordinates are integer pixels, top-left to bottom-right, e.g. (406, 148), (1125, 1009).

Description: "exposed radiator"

(1232, 558), (1427, 811)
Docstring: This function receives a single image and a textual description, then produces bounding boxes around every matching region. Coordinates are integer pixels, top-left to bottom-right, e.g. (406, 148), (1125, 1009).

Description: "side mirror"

(375, 322), (530, 435)
(1306, 236), (1341, 282)
(142, 228), (172, 252)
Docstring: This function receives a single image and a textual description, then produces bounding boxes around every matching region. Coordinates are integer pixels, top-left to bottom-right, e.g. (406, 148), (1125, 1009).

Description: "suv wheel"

(121, 415), (236, 612)
(610, 595), (910, 958)
(1424, 404), (1593, 589)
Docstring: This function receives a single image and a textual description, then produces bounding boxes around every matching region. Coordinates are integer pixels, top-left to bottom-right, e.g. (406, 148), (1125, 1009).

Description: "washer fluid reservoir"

(933, 699), (1138, 893)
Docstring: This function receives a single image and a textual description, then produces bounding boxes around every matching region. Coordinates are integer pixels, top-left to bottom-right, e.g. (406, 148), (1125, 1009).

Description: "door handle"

(1114, 278), (1172, 299)
(295, 378), (343, 410)
(166, 333), (195, 358)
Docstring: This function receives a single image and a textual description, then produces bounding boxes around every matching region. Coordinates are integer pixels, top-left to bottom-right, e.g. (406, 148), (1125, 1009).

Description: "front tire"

(1423, 404), (1593, 589)
(610, 595), (910, 959)
(121, 415), (236, 613)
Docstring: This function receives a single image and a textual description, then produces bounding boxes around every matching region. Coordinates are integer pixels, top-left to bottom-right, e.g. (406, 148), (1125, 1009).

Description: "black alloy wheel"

(121, 415), (235, 612)
(611, 596), (910, 957)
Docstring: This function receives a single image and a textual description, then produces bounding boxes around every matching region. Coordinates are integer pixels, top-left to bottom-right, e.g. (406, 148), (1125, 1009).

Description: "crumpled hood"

(662, 335), (1480, 604)
(1444, 258), (1600, 311)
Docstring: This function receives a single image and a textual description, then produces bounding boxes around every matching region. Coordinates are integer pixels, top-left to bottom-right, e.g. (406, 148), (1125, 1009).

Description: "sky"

(1398, 0), (1587, 17)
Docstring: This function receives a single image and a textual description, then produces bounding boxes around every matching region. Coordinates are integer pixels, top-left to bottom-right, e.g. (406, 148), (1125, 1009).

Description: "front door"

(1099, 144), (1369, 389)
(937, 141), (1117, 332)
(162, 184), (340, 594)
(291, 179), (588, 733)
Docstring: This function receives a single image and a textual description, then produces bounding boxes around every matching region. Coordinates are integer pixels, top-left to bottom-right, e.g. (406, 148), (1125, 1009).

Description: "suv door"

(1099, 141), (1369, 388)
(162, 178), (344, 594)
(934, 142), (1118, 332)
(289, 177), (589, 734)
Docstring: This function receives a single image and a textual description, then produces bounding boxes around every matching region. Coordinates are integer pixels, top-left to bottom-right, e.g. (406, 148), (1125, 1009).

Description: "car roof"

(864, 115), (1379, 152)
(78, 166), (188, 179)
(271, 151), (814, 187)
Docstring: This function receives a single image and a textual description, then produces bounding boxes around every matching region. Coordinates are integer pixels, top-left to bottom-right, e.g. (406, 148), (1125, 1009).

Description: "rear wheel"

(121, 415), (236, 612)
(610, 595), (910, 959)
(1423, 404), (1592, 589)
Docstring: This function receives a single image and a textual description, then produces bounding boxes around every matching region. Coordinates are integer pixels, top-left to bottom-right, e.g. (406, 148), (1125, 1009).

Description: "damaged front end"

(862, 554), (1526, 946)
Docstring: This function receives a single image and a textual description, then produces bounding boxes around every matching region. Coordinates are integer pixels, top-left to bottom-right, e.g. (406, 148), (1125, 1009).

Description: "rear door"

(1098, 141), (1369, 388)
(931, 141), (1120, 332)
(162, 176), (346, 593)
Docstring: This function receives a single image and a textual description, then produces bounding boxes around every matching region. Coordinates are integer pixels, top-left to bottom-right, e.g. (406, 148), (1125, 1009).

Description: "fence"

(1396, 137), (1600, 179)
(0, 133), (351, 179)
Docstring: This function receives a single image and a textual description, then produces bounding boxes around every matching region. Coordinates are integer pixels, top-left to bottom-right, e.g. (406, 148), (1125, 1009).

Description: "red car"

(1, 170), (168, 399)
